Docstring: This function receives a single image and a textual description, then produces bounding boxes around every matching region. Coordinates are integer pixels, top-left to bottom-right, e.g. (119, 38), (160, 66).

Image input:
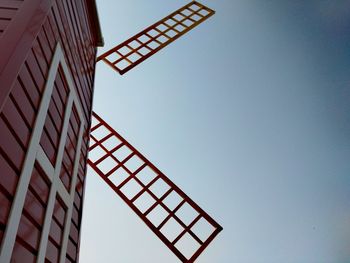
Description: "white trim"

(36, 147), (55, 181)
(59, 123), (84, 263)
(0, 44), (62, 263)
(36, 94), (74, 263)
(0, 43), (86, 263)
(36, 44), (85, 263)
(58, 50), (85, 263)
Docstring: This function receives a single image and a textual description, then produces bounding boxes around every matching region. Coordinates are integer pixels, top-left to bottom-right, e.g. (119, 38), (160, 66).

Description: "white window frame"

(0, 43), (85, 263)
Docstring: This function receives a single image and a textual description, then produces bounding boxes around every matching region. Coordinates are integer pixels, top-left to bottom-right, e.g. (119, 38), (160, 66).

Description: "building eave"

(89, 0), (104, 47)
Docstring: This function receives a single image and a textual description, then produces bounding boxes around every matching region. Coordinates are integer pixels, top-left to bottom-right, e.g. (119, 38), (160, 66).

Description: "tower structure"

(0, 1), (221, 262)
(0, 1), (102, 262)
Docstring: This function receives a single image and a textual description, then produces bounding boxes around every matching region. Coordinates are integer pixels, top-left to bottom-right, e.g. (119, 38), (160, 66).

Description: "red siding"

(0, 0), (100, 261)
(60, 104), (80, 191)
(0, 0), (23, 36)
(40, 66), (69, 166)
(66, 132), (89, 262)
(45, 197), (66, 263)
(11, 163), (50, 262)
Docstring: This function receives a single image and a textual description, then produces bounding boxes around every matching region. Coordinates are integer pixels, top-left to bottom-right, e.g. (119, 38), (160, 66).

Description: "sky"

(79, 1), (350, 262)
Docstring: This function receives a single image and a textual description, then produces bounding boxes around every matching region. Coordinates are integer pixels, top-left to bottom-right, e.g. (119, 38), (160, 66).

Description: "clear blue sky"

(80, 1), (350, 262)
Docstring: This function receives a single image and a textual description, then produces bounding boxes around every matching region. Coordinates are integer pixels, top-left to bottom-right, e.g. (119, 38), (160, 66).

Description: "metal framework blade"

(87, 112), (222, 262)
(97, 1), (215, 75)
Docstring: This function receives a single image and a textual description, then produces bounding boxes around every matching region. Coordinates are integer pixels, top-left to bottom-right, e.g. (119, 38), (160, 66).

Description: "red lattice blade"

(97, 1), (215, 75)
(88, 112), (222, 262)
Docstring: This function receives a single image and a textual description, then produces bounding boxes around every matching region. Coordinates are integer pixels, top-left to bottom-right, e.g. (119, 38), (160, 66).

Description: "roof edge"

(89, 0), (104, 47)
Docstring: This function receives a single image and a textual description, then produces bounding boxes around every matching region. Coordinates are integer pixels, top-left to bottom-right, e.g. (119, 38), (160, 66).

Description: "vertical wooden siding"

(0, 0), (99, 262)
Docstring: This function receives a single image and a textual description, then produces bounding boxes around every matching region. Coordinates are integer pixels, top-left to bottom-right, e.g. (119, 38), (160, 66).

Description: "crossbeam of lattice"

(87, 112), (222, 262)
(96, 1), (215, 75)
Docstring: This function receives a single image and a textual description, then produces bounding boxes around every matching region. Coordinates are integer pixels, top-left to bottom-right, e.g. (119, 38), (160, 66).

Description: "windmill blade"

(97, 1), (215, 75)
(88, 112), (222, 262)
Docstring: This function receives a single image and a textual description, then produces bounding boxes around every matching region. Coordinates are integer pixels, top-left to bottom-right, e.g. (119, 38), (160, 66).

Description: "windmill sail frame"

(97, 1), (215, 75)
(88, 112), (222, 262)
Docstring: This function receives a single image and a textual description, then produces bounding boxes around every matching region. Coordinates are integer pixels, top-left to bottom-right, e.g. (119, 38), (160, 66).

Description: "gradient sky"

(79, 1), (350, 262)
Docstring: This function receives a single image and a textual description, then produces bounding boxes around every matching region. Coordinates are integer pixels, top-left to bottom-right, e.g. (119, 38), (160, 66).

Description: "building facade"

(0, 0), (103, 262)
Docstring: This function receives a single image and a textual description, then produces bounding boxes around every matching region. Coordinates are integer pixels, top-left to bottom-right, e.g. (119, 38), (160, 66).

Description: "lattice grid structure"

(87, 112), (222, 262)
(97, 1), (215, 75)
